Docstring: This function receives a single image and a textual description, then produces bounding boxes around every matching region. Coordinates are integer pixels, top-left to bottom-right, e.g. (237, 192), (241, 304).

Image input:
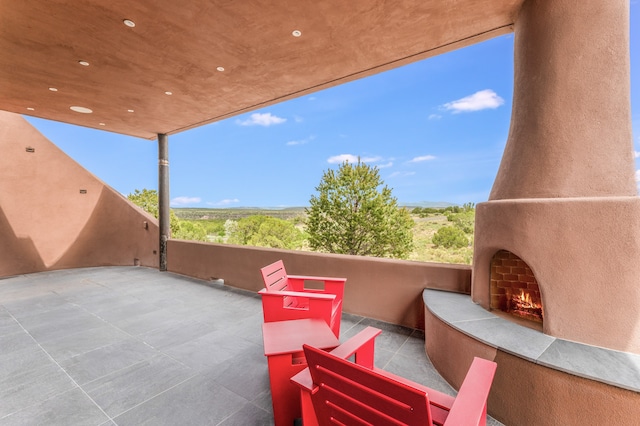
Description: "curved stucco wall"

(0, 111), (158, 277)
(472, 0), (640, 353)
(491, 0), (635, 199)
(424, 307), (640, 426)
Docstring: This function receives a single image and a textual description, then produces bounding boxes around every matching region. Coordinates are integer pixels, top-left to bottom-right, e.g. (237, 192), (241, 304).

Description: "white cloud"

(636, 170), (640, 182)
(328, 154), (358, 164)
(428, 114), (442, 120)
(634, 151), (640, 158)
(286, 135), (315, 146)
(171, 196), (201, 206)
(294, 115), (304, 123)
(308, 96), (317, 101)
(207, 198), (240, 206)
(409, 155), (436, 163)
(389, 171), (416, 178)
(378, 162), (393, 168)
(236, 112), (286, 126)
(442, 89), (504, 113)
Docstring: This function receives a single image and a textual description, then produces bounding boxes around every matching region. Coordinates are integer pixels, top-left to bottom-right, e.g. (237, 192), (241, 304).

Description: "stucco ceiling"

(0, 0), (522, 139)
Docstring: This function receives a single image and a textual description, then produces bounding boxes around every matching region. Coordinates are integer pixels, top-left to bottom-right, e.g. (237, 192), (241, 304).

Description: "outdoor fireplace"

(490, 250), (543, 325)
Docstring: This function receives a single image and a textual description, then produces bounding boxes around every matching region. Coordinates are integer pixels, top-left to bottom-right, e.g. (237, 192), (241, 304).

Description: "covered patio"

(0, 266), (483, 425)
(1, 0), (639, 424)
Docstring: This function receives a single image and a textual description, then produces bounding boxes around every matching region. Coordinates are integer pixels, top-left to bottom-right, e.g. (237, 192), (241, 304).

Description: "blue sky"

(26, 5), (639, 208)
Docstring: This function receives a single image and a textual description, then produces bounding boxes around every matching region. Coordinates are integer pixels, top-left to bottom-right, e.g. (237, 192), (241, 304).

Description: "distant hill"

(400, 201), (459, 208)
(173, 203), (458, 221)
(173, 207), (306, 221)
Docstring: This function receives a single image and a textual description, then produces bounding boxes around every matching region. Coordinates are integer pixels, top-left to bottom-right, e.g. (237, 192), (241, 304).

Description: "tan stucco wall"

(425, 307), (640, 426)
(491, 0), (635, 199)
(473, 0), (640, 353)
(0, 111), (158, 277)
(473, 198), (640, 353)
(167, 240), (471, 330)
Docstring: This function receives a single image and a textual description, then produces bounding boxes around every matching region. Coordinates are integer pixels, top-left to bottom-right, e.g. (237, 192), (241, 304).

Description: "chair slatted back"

(261, 260), (289, 292)
(304, 344), (434, 426)
(261, 260), (303, 308)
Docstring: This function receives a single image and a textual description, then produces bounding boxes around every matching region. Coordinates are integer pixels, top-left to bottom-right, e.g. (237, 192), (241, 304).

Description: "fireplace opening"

(490, 250), (543, 329)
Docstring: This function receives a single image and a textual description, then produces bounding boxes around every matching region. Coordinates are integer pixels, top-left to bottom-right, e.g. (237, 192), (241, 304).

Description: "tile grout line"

(107, 372), (199, 422)
(5, 308), (116, 424)
(53, 287), (196, 368)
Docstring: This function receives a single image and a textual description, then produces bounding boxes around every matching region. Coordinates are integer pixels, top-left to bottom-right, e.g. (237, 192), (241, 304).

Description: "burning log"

(508, 289), (543, 322)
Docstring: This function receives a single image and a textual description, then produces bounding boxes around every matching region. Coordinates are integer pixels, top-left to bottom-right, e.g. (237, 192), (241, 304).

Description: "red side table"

(262, 318), (340, 426)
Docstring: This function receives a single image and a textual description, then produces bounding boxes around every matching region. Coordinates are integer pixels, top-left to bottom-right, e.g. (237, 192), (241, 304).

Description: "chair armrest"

(329, 326), (381, 369)
(258, 288), (336, 301)
(287, 275), (346, 297)
(290, 368), (314, 391)
(443, 357), (497, 426)
(287, 274), (347, 283)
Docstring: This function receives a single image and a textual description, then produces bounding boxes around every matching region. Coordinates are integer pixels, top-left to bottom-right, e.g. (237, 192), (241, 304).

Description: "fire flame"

(509, 288), (543, 322)
(515, 289), (540, 309)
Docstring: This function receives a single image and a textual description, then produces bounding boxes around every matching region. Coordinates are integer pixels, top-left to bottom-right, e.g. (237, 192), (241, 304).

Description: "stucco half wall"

(424, 306), (640, 425)
(0, 111), (159, 277)
(167, 239), (471, 330)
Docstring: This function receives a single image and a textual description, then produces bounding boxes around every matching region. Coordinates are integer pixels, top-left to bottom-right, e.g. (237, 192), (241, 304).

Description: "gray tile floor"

(0, 267), (501, 425)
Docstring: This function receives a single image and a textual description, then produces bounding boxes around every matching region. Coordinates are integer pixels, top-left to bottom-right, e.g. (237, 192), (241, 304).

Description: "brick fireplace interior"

(490, 250), (543, 330)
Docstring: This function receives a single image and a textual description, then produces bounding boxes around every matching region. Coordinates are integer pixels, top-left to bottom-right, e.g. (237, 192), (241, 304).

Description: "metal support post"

(158, 133), (170, 271)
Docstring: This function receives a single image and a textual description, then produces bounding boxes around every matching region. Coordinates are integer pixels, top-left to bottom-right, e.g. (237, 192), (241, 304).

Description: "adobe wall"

(167, 239), (472, 330)
(424, 307), (640, 426)
(0, 111), (158, 277)
(473, 0), (640, 353)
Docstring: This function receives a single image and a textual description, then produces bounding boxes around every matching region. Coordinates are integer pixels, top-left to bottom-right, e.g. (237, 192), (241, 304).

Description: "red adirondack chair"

(258, 260), (345, 337)
(292, 327), (497, 426)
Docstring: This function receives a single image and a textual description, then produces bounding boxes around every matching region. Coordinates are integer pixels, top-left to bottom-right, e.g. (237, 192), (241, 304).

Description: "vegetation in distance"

(159, 204), (475, 265)
(128, 161), (475, 265)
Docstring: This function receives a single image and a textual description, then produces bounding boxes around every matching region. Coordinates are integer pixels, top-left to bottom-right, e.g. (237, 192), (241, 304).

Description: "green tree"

(249, 217), (305, 250)
(227, 215), (305, 249)
(446, 210), (475, 234)
(227, 215), (268, 245)
(462, 202), (475, 212)
(127, 188), (159, 217)
(306, 159), (414, 258)
(126, 189), (180, 237)
(176, 220), (208, 242)
(432, 226), (469, 249)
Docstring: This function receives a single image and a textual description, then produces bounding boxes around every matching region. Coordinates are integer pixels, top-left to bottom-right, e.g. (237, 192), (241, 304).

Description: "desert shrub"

(432, 226), (469, 249)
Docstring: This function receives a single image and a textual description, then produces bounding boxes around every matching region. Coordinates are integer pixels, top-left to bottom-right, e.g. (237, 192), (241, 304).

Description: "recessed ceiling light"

(292, 30), (302, 37)
(123, 19), (136, 28)
(78, 60), (90, 66)
(127, 109), (134, 113)
(27, 107), (35, 111)
(49, 87), (58, 92)
(217, 66), (225, 72)
(165, 91), (172, 95)
(70, 106), (93, 114)
(99, 122), (106, 126)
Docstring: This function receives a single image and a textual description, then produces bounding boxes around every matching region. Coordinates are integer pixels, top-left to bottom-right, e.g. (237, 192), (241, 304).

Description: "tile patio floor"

(0, 266), (501, 425)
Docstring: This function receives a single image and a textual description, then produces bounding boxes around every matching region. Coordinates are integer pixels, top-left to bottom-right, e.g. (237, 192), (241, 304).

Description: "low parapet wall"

(423, 289), (640, 425)
(167, 239), (471, 330)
